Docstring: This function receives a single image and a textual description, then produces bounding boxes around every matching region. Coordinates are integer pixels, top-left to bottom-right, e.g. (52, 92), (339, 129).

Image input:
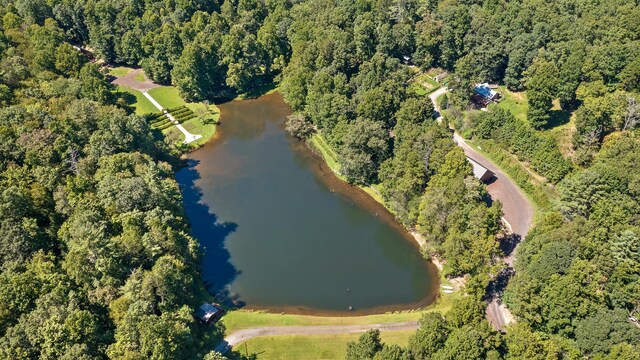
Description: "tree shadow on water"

(177, 159), (245, 309)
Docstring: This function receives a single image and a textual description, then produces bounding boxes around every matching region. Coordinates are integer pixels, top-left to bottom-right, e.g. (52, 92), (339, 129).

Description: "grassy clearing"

(545, 112), (576, 159)
(148, 86), (185, 109)
(222, 293), (459, 334)
(116, 85), (158, 115)
(228, 330), (415, 360)
(165, 102), (219, 148)
(116, 81), (218, 148)
(410, 73), (441, 96)
(492, 86), (528, 122)
(222, 293), (462, 358)
(425, 68), (444, 77)
(309, 133), (341, 172)
(108, 66), (133, 77)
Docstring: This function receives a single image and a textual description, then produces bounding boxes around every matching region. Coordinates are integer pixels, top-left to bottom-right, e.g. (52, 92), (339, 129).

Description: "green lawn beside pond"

(228, 330), (415, 360)
(148, 86), (186, 109)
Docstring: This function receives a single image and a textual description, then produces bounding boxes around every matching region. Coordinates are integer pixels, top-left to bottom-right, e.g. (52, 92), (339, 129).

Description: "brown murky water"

(177, 92), (439, 315)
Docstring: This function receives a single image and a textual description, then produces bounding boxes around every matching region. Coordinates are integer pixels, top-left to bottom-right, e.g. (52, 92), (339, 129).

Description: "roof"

(467, 157), (494, 182)
(474, 83), (498, 100)
(195, 303), (223, 322)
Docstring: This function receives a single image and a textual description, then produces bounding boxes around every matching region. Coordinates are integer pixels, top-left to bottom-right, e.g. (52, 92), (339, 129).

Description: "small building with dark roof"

(195, 303), (225, 325)
(467, 157), (495, 183)
(473, 83), (500, 106)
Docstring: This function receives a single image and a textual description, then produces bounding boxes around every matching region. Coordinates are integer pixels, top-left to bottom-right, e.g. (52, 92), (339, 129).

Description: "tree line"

(2, 0), (639, 358)
(0, 12), (229, 360)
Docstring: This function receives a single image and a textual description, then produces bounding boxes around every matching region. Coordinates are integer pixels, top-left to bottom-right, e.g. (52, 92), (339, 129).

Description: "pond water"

(176, 92), (439, 315)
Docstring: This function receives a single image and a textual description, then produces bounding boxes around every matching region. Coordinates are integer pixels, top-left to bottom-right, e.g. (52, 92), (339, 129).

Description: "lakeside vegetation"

(1, 0), (639, 359)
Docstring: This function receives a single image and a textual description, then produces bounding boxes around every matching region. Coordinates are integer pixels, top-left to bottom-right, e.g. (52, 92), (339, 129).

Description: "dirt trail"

(215, 321), (420, 354)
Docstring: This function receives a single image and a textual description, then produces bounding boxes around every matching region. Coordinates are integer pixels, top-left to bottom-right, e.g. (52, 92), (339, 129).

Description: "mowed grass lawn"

(164, 101), (219, 148)
(117, 83), (219, 147)
(222, 291), (460, 334)
(228, 330), (415, 360)
(116, 85), (158, 115)
(108, 66), (133, 77)
(148, 86), (186, 109)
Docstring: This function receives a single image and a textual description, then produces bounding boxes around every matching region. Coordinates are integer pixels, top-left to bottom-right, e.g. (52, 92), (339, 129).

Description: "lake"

(176, 92), (439, 315)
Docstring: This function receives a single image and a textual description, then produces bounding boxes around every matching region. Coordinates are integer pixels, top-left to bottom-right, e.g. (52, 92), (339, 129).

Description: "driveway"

(429, 88), (533, 242)
(429, 88), (533, 331)
(452, 133), (533, 242)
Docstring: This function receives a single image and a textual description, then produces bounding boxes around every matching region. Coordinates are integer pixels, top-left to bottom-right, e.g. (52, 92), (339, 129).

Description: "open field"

(116, 85), (158, 115)
(228, 330), (415, 360)
(492, 86), (528, 122)
(148, 86), (186, 109)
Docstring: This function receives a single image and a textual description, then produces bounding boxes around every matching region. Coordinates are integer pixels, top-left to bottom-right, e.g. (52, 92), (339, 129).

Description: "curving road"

(215, 321), (420, 354)
(430, 88), (533, 331)
(213, 87), (533, 354)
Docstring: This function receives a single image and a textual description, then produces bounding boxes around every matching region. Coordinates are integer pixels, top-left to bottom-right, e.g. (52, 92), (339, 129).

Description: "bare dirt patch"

(111, 68), (160, 92)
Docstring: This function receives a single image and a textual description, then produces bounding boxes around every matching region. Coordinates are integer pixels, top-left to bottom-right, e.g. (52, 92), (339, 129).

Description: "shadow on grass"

(544, 109), (571, 130)
(118, 91), (138, 106)
(176, 159), (244, 308)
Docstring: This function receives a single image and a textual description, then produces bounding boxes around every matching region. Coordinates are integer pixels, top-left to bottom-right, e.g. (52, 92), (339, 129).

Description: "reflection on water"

(177, 92), (439, 315)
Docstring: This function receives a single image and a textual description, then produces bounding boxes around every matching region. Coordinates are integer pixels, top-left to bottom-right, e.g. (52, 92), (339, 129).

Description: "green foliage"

(0, 21), (209, 359)
(285, 113), (314, 140)
(506, 133), (640, 353)
(575, 308), (640, 355)
(525, 57), (559, 129)
(338, 118), (390, 185)
(345, 329), (383, 360)
(473, 107), (572, 183)
(407, 313), (449, 358)
(417, 147), (502, 277)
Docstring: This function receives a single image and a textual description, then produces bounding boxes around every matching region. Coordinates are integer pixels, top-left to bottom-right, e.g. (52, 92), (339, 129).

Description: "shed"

(434, 72), (449, 83)
(467, 157), (494, 183)
(195, 303), (225, 325)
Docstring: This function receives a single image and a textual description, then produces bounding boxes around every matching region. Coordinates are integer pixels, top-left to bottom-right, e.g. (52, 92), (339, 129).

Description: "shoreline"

(304, 135), (449, 275)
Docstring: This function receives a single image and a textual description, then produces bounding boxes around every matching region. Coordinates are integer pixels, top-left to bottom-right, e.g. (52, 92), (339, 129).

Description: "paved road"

(429, 88), (533, 242)
(212, 87), (532, 353)
(215, 321), (420, 354)
(429, 88), (533, 331)
(452, 132), (533, 241)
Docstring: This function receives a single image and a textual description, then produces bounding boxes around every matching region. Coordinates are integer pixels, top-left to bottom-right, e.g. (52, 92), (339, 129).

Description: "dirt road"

(215, 321), (420, 354)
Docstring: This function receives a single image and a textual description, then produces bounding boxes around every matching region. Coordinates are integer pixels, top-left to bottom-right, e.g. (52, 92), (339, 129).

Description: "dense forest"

(1, 0), (639, 359)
